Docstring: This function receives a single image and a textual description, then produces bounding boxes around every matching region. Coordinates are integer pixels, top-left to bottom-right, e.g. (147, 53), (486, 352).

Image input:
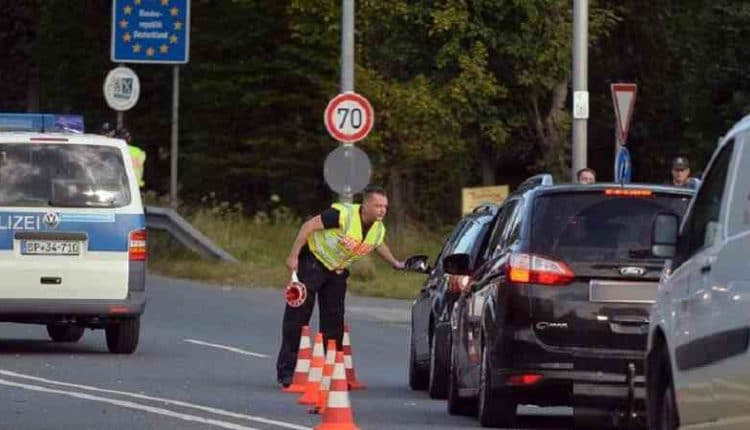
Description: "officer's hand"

(286, 254), (298, 273)
(393, 260), (405, 270)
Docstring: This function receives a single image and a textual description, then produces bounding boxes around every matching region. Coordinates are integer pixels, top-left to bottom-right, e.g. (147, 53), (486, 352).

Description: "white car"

(646, 115), (750, 429)
(0, 114), (146, 354)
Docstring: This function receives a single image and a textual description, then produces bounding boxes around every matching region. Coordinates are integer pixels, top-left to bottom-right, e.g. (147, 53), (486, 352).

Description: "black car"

(409, 203), (501, 399)
(444, 175), (694, 428)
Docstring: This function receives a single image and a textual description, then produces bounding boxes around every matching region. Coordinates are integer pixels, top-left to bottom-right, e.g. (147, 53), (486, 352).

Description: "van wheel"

(478, 342), (516, 427)
(46, 324), (85, 342)
(105, 317), (140, 354)
(447, 340), (476, 416)
(649, 345), (678, 430)
(409, 337), (428, 390)
(428, 331), (448, 399)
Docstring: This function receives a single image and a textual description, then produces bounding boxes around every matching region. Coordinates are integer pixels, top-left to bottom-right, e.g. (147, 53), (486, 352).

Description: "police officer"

(670, 156), (701, 189)
(276, 186), (405, 387)
(115, 128), (146, 189)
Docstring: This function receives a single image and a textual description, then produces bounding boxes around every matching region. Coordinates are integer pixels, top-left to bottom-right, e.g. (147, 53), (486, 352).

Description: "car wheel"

(649, 344), (678, 430)
(408, 337), (428, 390)
(46, 324), (85, 343)
(478, 341), (516, 427)
(660, 385), (678, 430)
(428, 330), (449, 399)
(447, 339), (477, 416)
(105, 317), (140, 354)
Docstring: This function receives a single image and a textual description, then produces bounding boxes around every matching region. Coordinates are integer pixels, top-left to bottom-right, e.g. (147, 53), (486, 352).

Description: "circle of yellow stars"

(119, 0), (183, 57)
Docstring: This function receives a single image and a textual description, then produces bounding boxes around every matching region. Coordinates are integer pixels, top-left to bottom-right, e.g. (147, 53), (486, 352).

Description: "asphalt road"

(0, 275), (573, 430)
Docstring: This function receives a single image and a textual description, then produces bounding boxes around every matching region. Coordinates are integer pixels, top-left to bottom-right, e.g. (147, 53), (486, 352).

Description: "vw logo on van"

(42, 211), (60, 229)
(619, 266), (646, 277)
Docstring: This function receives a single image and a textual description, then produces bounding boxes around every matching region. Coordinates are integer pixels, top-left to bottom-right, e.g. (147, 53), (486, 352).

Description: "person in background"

(114, 128), (146, 189)
(670, 156), (701, 189)
(577, 167), (596, 184)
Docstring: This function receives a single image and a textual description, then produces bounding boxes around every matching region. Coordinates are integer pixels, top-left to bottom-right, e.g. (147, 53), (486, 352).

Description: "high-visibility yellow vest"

(128, 145), (146, 188)
(308, 203), (386, 271)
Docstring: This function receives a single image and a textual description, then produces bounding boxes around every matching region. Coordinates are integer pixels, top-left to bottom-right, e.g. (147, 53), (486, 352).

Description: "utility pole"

(571, 0), (589, 181)
(340, 0), (355, 203)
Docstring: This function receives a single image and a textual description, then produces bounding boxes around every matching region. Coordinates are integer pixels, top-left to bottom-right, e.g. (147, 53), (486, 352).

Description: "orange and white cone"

(343, 324), (365, 390)
(310, 339), (337, 415)
(283, 325), (312, 393)
(298, 333), (325, 406)
(314, 351), (361, 430)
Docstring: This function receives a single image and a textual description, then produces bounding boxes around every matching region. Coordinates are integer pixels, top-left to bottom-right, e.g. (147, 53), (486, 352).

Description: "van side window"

(485, 200), (519, 260)
(727, 137), (750, 237)
(499, 199), (525, 250)
(485, 200), (517, 260)
(678, 140), (734, 261)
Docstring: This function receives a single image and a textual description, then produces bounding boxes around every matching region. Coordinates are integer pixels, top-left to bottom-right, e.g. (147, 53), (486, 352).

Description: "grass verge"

(148, 208), (448, 299)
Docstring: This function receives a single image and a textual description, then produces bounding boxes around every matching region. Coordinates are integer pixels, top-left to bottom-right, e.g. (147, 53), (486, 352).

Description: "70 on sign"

(324, 92), (374, 143)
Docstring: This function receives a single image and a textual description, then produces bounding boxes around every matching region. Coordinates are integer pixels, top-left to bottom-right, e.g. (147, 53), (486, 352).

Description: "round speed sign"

(324, 92), (374, 143)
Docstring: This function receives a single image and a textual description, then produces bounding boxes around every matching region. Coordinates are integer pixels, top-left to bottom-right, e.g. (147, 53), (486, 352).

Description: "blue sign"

(111, 0), (190, 64)
(615, 146), (632, 183)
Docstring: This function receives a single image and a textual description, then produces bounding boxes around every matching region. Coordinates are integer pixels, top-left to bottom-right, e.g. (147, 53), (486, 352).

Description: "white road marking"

(0, 370), (309, 430)
(184, 339), (269, 358)
(0, 377), (264, 430)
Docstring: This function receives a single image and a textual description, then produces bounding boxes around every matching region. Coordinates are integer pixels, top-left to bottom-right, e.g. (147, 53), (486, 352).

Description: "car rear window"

(0, 143), (131, 208)
(530, 191), (691, 263)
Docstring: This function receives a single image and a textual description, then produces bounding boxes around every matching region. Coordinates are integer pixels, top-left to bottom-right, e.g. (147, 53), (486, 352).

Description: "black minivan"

(444, 176), (693, 428)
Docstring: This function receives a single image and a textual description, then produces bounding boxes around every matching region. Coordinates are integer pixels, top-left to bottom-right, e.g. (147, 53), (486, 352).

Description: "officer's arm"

(376, 244), (404, 270)
(289, 215), (325, 258)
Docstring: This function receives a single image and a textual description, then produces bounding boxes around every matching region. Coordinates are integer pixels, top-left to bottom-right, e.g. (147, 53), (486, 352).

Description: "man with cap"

(670, 156), (701, 189)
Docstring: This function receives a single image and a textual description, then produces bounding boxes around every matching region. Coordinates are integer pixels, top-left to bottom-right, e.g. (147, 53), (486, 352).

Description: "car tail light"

(506, 373), (543, 386)
(508, 253), (574, 286)
(129, 229), (147, 261)
(448, 275), (471, 294)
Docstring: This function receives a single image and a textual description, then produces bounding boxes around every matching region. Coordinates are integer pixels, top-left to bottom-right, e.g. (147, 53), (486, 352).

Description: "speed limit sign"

(324, 92), (374, 143)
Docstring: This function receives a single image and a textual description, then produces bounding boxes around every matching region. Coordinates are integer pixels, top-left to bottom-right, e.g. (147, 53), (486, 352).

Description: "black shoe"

(277, 378), (292, 389)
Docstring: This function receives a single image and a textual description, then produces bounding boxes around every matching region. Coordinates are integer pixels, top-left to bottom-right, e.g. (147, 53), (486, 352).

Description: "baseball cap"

(672, 156), (690, 170)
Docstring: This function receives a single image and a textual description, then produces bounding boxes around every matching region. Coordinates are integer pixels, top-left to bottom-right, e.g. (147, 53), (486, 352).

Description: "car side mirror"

(403, 254), (431, 274)
(652, 213), (679, 258)
(443, 253), (471, 276)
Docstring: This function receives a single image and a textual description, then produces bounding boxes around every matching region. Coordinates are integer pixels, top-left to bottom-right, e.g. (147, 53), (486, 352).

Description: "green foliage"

(6, 0), (750, 225)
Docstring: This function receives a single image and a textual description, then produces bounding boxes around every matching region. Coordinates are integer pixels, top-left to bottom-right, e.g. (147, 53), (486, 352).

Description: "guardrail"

(145, 206), (239, 263)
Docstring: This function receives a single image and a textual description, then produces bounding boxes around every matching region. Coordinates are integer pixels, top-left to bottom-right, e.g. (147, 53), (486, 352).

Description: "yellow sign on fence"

(461, 185), (509, 215)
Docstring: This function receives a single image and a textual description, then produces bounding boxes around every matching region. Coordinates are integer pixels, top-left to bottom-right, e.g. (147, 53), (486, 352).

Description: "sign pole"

(340, 0), (355, 204)
(571, 0), (589, 182)
(170, 65), (180, 208)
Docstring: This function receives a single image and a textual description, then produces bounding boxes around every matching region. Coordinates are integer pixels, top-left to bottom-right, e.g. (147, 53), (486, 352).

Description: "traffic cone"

(310, 339), (337, 415)
(283, 325), (312, 393)
(314, 351), (361, 430)
(343, 324), (365, 390)
(298, 332), (325, 406)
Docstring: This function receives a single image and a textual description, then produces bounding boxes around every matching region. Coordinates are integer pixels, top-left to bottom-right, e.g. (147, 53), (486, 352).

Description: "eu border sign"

(111, 0), (190, 64)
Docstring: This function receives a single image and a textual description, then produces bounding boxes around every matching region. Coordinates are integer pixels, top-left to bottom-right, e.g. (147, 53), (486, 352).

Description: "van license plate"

(22, 240), (81, 255)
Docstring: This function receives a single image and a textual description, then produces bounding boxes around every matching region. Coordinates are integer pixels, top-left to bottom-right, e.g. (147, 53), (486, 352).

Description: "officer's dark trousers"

(276, 251), (348, 384)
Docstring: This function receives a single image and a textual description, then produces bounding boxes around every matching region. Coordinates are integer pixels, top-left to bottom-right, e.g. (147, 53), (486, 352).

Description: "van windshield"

(0, 143), (131, 208)
(530, 191), (691, 263)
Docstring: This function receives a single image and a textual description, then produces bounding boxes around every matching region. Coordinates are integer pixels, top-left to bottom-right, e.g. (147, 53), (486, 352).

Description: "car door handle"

(700, 264), (712, 274)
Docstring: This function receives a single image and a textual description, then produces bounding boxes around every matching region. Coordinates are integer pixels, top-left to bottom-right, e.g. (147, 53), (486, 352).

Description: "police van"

(0, 114), (146, 354)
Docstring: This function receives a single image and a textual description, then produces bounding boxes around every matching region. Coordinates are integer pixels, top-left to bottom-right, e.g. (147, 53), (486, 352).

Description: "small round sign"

(324, 92), (374, 143)
(103, 66), (141, 111)
(323, 145), (372, 195)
